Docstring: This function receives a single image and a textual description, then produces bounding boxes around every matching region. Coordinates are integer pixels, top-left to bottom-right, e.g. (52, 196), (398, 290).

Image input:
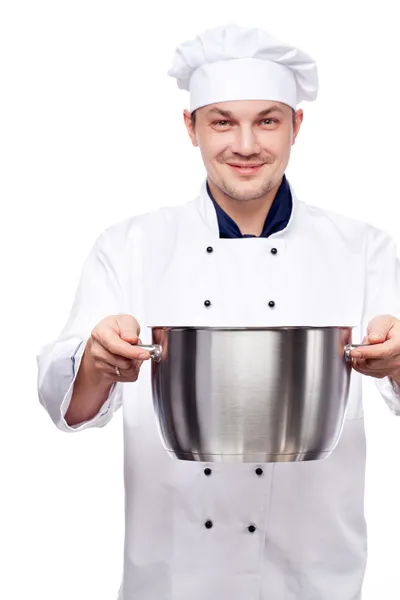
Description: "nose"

(230, 125), (261, 156)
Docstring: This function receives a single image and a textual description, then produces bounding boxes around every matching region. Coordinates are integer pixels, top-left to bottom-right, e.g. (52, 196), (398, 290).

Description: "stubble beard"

(219, 176), (278, 203)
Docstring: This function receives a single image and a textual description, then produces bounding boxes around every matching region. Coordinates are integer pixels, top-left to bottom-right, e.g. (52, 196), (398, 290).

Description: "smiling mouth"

(227, 164), (265, 174)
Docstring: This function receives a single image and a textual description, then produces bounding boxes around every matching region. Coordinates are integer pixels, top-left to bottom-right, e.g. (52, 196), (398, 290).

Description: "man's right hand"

(82, 314), (150, 384)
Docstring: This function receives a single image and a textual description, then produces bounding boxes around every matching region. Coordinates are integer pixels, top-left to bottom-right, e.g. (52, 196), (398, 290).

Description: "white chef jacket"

(37, 178), (400, 600)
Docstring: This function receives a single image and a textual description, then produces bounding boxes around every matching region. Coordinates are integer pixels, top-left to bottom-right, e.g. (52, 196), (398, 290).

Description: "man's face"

(184, 100), (303, 202)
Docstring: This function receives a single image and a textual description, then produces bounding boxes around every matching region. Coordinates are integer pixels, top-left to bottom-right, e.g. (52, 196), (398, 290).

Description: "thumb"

(115, 314), (141, 343)
(366, 315), (395, 343)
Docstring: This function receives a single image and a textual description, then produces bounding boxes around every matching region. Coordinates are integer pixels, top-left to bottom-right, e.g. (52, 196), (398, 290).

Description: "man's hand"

(82, 314), (150, 384)
(350, 315), (400, 383)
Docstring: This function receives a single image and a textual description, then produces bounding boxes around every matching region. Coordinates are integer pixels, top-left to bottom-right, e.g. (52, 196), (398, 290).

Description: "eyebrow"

(206, 105), (285, 119)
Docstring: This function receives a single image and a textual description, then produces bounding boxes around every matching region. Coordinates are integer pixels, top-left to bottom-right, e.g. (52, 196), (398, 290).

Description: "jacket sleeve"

(36, 228), (126, 431)
(362, 226), (400, 415)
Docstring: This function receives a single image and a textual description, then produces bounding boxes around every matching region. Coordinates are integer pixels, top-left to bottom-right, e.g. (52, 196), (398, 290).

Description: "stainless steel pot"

(136, 326), (367, 463)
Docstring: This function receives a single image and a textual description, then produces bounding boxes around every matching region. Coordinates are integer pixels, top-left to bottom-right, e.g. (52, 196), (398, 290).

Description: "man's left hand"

(350, 315), (400, 383)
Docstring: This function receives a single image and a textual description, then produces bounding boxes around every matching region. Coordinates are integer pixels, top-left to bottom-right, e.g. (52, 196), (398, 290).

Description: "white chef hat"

(168, 24), (318, 112)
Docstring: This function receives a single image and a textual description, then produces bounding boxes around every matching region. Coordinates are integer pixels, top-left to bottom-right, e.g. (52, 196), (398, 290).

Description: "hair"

(190, 107), (297, 130)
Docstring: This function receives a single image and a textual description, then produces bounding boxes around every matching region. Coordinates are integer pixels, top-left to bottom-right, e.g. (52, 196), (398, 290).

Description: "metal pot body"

(140, 326), (363, 463)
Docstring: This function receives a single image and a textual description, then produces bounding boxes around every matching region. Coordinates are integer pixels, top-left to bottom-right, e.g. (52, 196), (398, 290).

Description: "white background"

(1, 0), (400, 598)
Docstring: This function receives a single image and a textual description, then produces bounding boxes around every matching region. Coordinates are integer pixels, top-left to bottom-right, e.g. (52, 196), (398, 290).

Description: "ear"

(183, 109), (198, 147)
(292, 109), (304, 146)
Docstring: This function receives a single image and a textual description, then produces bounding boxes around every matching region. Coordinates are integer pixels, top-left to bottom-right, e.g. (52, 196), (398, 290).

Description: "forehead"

(199, 100), (290, 119)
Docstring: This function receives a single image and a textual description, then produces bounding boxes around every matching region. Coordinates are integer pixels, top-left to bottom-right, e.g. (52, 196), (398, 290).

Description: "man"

(37, 23), (400, 600)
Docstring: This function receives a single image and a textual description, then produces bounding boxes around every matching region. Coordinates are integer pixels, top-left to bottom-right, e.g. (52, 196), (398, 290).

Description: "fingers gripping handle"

(135, 344), (162, 362)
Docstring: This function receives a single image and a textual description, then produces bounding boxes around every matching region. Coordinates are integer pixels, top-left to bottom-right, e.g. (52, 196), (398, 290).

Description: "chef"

(37, 23), (400, 600)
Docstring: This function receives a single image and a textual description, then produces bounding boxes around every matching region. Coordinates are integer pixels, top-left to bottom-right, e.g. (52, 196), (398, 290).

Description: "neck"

(207, 177), (283, 237)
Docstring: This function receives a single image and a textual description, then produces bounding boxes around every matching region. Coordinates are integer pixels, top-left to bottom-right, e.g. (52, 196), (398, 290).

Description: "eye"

(213, 120), (232, 127)
(260, 118), (278, 125)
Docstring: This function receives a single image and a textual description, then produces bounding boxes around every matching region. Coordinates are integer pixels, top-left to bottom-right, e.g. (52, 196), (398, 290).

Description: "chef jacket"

(208, 173), (292, 238)
(37, 177), (400, 600)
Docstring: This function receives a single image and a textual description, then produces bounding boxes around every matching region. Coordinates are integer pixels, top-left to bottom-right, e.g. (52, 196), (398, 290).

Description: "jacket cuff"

(374, 376), (400, 415)
(59, 339), (122, 431)
(38, 337), (122, 432)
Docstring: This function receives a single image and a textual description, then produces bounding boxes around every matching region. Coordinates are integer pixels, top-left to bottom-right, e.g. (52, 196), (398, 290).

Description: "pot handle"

(136, 342), (369, 364)
(135, 344), (163, 362)
(344, 343), (371, 363)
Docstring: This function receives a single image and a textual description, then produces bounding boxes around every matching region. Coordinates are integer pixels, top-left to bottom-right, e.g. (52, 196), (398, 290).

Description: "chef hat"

(168, 24), (318, 112)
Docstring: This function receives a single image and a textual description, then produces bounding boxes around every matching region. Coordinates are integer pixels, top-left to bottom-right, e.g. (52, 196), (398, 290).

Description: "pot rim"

(147, 325), (356, 331)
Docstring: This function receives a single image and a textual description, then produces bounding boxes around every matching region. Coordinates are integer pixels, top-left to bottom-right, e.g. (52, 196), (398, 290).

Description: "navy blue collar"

(206, 174), (292, 238)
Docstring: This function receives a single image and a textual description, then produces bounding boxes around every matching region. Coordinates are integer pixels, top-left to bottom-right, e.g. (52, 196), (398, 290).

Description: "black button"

(248, 525), (256, 533)
(206, 246), (214, 253)
(268, 300), (275, 308)
(205, 520), (213, 529)
(255, 468), (263, 476)
(204, 468), (212, 476)
(271, 247), (278, 255)
(204, 300), (211, 307)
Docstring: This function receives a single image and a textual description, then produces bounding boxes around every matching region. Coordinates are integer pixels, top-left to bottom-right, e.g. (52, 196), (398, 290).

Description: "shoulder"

(93, 200), (195, 255)
(297, 198), (395, 246)
(298, 199), (367, 235)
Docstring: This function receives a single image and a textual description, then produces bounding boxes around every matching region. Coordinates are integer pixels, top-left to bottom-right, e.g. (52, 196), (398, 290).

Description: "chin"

(226, 186), (265, 202)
